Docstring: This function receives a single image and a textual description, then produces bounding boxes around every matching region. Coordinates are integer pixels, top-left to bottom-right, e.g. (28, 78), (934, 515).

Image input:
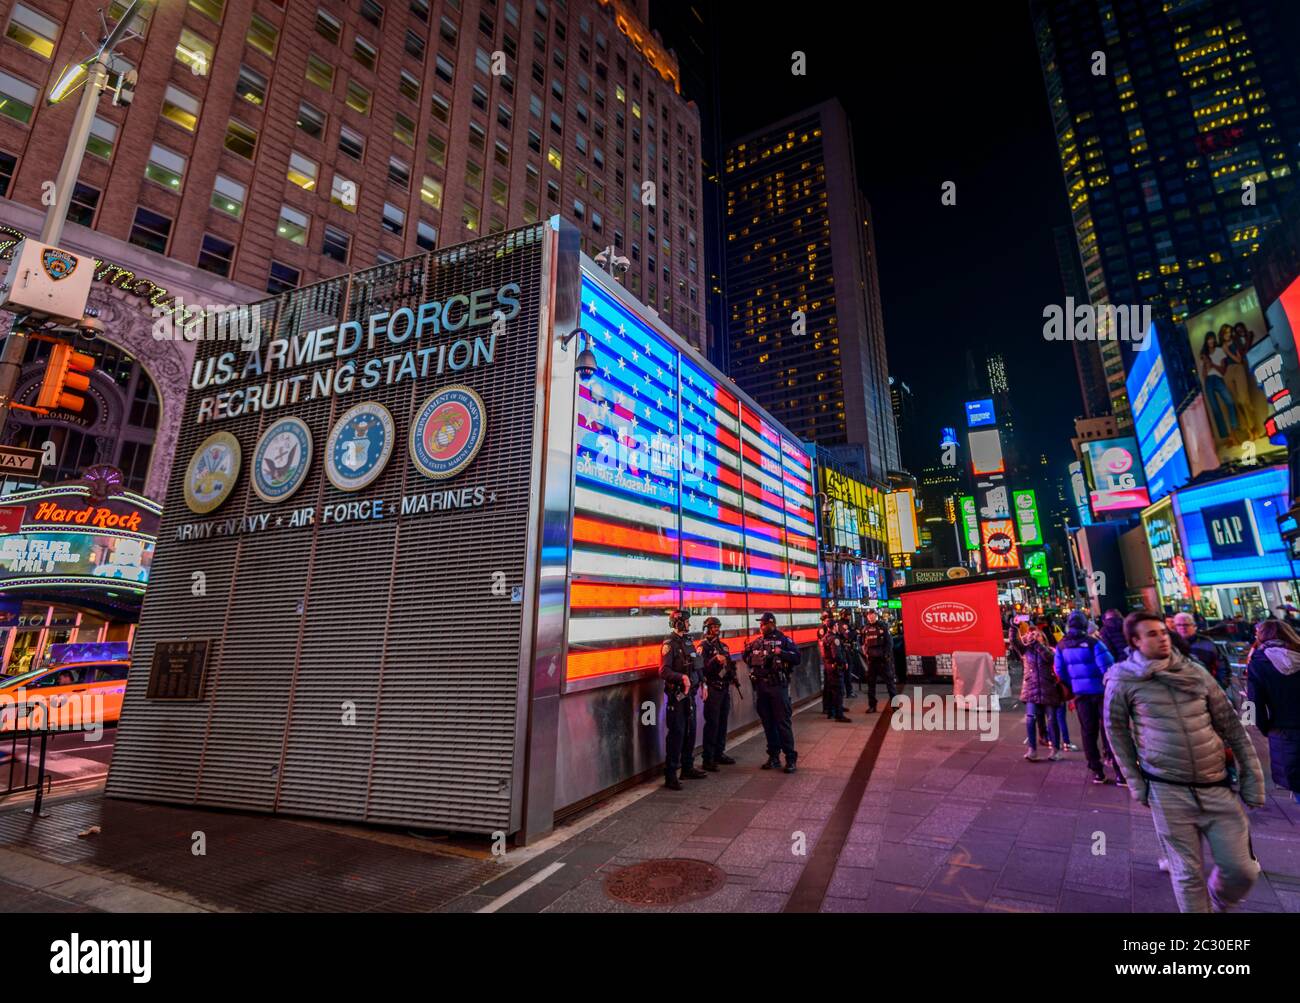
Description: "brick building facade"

(0, 0), (707, 352)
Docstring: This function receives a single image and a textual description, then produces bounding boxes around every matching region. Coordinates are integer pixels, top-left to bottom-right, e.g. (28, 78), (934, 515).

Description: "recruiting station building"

(106, 220), (821, 840)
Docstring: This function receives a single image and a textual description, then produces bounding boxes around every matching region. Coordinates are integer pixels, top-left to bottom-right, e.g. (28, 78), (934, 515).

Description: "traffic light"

(36, 340), (94, 413)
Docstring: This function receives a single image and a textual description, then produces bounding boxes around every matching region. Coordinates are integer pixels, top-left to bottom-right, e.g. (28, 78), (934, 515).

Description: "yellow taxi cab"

(0, 660), (130, 731)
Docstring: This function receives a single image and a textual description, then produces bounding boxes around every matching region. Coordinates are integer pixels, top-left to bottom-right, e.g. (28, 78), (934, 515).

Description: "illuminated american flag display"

(567, 271), (821, 686)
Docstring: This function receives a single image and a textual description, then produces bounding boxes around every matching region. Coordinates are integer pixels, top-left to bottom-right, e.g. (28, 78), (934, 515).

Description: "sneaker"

(1066, 743), (1079, 752)
(761, 758), (781, 770)
(702, 762), (719, 772)
(1115, 776), (1128, 788)
(1157, 857), (1170, 872)
(1024, 751), (1040, 762)
(664, 775), (682, 791)
(1048, 750), (1062, 762)
(717, 755), (736, 766)
(783, 762), (797, 774)
(1090, 770), (1107, 784)
(681, 767), (708, 779)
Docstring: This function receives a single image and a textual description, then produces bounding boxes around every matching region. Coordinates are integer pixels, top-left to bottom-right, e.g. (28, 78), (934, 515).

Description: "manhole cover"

(604, 858), (727, 906)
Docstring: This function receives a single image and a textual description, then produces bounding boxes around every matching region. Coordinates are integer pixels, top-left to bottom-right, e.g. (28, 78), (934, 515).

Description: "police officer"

(660, 608), (707, 790)
(819, 612), (851, 722)
(700, 616), (738, 770)
(839, 609), (862, 699)
(860, 606), (897, 713)
(744, 612), (801, 772)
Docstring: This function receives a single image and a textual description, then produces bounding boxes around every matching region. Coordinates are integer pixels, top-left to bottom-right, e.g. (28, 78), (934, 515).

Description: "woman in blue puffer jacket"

(1055, 611), (1123, 784)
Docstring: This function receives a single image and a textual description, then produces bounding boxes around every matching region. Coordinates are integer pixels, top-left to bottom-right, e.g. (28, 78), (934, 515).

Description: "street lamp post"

(0, 1), (151, 434)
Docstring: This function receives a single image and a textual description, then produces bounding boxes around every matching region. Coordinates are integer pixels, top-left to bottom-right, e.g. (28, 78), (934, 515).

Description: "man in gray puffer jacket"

(1104, 611), (1266, 913)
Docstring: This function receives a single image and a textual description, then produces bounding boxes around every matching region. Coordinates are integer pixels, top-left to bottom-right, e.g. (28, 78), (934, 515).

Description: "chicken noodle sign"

(900, 580), (1006, 658)
(190, 284), (522, 425)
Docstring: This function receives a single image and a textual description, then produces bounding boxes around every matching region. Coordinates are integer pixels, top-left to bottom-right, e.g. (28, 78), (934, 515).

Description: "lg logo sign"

(921, 601), (977, 633)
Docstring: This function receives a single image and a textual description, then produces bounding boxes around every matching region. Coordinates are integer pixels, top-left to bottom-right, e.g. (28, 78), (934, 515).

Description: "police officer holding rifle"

(700, 616), (740, 771)
(744, 612), (801, 773)
(660, 608), (707, 790)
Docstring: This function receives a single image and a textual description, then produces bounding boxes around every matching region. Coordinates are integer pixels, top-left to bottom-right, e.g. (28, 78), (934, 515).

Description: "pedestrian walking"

(1099, 608), (1128, 662)
(743, 612), (801, 773)
(1019, 626), (1063, 761)
(1246, 619), (1300, 803)
(1054, 611), (1123, 784)
(1105, 611), (1266, 912)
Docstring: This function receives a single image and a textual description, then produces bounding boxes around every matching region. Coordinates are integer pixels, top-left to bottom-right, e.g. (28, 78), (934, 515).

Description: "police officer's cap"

(669, 608), (690, 628)
(759, 612), (777, 624)
(703, 616), (721, 629)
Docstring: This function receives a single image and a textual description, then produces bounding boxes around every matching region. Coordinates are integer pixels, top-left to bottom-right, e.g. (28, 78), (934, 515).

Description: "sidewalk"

(1, 684), (1298, 913)
(443, 685), (1300, 913)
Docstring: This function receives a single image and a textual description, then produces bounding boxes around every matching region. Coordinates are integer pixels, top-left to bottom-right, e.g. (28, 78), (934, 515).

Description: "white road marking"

(477, 861), (566, 913)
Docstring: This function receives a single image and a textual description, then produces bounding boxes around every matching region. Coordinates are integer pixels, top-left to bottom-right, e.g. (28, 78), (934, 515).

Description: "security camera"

(575, 342), (598, 381)
(78, 311), (105, 339)
(112, 68), (137, 107)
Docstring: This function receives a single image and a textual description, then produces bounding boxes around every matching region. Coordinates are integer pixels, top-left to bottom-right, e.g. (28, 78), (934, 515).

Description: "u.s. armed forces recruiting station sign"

(109, 223), (571, 836)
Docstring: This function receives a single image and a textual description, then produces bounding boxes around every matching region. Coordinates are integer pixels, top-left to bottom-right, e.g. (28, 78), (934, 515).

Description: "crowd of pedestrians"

(1004, 602), (1300, 912)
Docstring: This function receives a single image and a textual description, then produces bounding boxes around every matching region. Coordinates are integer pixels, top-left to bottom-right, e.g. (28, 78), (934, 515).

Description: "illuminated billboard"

(885, 489), (918, 556)
(1081, 436), (1150, 514)
(1173, 464), (1289, 585)
(0, 486), (160, 594)
(1184, 288), (1283, 466)
(968, 429), (1005, 475)
(1143, 498), (1191, 609)
(980, 518), (1020, 570)
(1125, 330), (1189, 502)
(965, 398), (996, 427)
(567, 270), (820, 686)
(1068, 460), (1093, 526)
(959, 495), (979, 550)
(1013, 489), (1042, 547)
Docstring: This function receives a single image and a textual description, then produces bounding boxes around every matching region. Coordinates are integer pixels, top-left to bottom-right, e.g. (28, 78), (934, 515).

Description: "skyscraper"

(1054, 222), (1111, 418)
(723, 98), (899, 483)
(1033, 0), (1300, 428)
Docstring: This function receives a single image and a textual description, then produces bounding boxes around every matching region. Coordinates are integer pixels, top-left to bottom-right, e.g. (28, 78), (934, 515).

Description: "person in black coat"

(1247, 619), (1300, 802)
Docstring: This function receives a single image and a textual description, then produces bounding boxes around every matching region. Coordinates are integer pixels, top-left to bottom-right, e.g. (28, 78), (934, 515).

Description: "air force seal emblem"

(252, 416), (312, 504)
(41, 248), (77, 281)
(326, 402), (395, 491)
(409, 384), (487, 481)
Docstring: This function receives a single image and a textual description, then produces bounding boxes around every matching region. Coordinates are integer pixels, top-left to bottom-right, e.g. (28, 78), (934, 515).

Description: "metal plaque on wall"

(145, 639), (211, 700)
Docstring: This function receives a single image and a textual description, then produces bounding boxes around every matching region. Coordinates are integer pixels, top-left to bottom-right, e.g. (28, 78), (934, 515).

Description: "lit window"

(5, 4), (58, 59)
(382, 202), (405, 235)
(346, 80), (371, 115)
(547, 146), (562, 170)
(190, 0), (224, 22)
(161, 86), (200, 131)
(211, 174), (246, 218)
(394, 111), (416, 147)
(175, 29), (213, 75)
(145, 144), (186, 191)
(236, 65), (267, 106)
(306, 54), (334, 92)
(277, 204), (309, 245)
(287, 152), (318, 191)
(223, 120), (257, 159)
(86, 116), (117, 159)
(197, 233), (235, 277)
(463, 202), (480, 231)
(322, 224), (350, 263)
(247, 14), (278, 58)
(330, 173), (358, 212)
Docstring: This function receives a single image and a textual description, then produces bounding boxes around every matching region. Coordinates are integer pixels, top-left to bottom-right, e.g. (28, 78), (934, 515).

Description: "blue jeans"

(1205, 375), (1237, 439)
(1025, 702), (1060, 752)
(1054, 705), (1071, 746)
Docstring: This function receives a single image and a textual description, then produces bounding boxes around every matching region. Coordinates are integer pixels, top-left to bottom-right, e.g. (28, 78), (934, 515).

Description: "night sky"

(700, 1), (1085, 475)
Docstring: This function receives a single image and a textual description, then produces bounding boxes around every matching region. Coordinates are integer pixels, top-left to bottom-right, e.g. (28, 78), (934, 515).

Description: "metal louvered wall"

(108, 224), (556, 834)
